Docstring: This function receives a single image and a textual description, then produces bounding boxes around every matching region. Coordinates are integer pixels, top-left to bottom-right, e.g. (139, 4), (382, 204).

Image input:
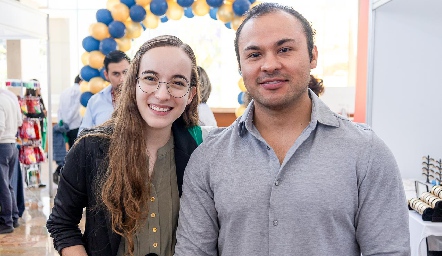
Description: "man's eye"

(279, 47), (291, 53)
(248, 52), (261, 58)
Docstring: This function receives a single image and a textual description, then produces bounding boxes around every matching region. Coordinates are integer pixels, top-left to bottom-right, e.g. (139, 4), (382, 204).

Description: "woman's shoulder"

(76, 125), (113, 147)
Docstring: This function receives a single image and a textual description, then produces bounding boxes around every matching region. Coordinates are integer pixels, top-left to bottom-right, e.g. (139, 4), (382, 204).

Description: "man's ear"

(104, 70), (109, 81)
(310, 45), (318, 69)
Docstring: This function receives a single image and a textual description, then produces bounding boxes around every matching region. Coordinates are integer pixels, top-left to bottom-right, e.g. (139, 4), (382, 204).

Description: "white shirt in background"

(198, 103), (217, 127)
(58, 83), (82, 129)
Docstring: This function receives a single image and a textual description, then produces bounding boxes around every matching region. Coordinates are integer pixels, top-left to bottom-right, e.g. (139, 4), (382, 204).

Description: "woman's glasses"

(137, 73), (190, 98)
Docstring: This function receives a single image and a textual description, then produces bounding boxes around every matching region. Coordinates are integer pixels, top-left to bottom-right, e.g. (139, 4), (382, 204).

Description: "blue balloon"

(225, 22), (231, 29)
(177, 0), (194, 8)
(82, 36), (100, 52)
(233, 0), (251, 16)
(249, 0), (256, 3)
(99, 38), (118, 55)
(150, 0), (168, 16)
(161, 16), (168, 23)
(206, 0), (223, 8)
(80, 66), (100, 82)
(184, 7), (194, 18)
(120, 0), (136, 8)
(209, 8), (218, 20)
(130, 5), (147, 22)
(80, 91), (94, 107)
(238, 92), (245, 105)
(108, 21), (126, 38)
(99, 67), (107, 81)
(96, 9), (113, 25)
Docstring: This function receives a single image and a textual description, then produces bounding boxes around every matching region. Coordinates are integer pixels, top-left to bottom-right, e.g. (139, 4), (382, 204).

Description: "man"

(175, 3), (410, 256)
(0, 90), (22, 234)
(58, 75), (82, 148)
(78, 50), (130, 134)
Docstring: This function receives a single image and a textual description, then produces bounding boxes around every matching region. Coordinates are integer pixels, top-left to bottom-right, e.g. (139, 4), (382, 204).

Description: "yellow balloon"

(136, 0), (151, 7)
(81, 52), (90, 66)
(104, 81), (111, 87)
(111, 3), (130, 22)
(238, 77), (246, 92)
(217, 3), (234, 23)
(79, 81), (90, 93)
(143, 9), (159, 29)
(192, 0), (210, 16)
(251, 1), (261, 8)
(225, 0), (234, 3)
(106, 0), (120, 10)
(166, 0), (184, 20)
(90, 22), (110, 40)
(89, 77), (106, 94)
(124, 20), (143, 39)
(116, 37), (132, 52)
(79, 106), (87, 117)
(88, 51), (105, 69)
(232, 15), (245, 31)
(235, 105), (246, 118)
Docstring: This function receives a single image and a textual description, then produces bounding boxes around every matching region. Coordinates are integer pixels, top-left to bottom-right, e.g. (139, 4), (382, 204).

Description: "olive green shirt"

(117, 136), (179, 256)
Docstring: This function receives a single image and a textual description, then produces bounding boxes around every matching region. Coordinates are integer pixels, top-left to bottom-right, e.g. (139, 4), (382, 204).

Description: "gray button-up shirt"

(175, 90), (410, 256)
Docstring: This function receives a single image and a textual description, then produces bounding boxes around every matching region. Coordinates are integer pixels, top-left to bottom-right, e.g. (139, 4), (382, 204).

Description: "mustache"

(256, 72), (288, 83)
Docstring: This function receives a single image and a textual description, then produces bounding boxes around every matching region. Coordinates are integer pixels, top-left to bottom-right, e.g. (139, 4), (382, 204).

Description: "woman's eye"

(143, 75), (157, 81)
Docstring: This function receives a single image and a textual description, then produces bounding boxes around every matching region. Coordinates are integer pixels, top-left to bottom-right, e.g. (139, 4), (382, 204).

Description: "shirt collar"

(237, 89), (340, 137)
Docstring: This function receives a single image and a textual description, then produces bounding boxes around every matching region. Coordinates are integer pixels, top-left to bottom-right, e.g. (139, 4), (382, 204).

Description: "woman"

(47, 35), (201, 256)
(196, 66), (217, 127)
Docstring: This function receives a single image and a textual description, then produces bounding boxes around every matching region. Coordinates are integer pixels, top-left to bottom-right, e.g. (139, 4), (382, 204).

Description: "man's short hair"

(104, 50), (131, 72)
(74, 75), (82, 84)
(234, 3), (316, 67)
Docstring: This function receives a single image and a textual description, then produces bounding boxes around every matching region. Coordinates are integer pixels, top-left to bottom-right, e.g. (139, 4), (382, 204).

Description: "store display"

(421, 155), (441, 186)
(409, 185), (442, 222)
(6, 79), (45, 187)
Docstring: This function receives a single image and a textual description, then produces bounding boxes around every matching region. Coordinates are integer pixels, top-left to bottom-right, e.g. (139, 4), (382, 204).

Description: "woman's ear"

(187, 86), (197, 105)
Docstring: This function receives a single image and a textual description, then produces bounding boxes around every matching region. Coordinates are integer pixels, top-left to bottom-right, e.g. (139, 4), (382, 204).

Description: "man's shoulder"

(200, 121), (239, 147)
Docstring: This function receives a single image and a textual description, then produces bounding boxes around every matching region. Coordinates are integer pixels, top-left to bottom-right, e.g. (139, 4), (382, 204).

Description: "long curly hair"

(100, 35), (200, 256)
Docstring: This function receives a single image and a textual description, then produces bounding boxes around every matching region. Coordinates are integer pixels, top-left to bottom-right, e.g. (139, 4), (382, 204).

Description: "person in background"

(25, 82), (47, 188)
(308, 74), (324, 96)
(78, 50), (130, 134)
(0, 89), (25, 217)
(175, 3), (410, 256)
(197, 66), (217, 127)
(58, 74), (82, 148)
(25, 82), (47, 151)
(47, 35), (201, 256)
(0, 90), (23, 234)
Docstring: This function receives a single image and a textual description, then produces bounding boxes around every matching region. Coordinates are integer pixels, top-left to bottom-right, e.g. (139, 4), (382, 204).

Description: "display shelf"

(6, 79), (45, 188)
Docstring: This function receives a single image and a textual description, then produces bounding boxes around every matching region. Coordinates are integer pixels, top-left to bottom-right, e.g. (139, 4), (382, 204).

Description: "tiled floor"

(0, 160), (60, 256)
(0, 159), (419, 256)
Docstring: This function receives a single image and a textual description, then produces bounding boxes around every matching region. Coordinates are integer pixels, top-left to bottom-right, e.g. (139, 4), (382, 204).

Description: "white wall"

(370, 0), (442, 179)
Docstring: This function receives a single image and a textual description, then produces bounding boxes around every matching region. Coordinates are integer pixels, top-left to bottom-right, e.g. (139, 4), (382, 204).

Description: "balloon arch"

(79, 0), (260, 118)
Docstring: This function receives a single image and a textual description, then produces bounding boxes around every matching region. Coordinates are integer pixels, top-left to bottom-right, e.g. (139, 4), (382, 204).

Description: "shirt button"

(153, 242), (158, 248)
(151, 213), (156, 218)
(150, 197), (155, 202)
(275, 180), (280, 186)
(152, 227), (157, 232)
(273, 220), (278, 226)
(266, 146), (271, 150)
